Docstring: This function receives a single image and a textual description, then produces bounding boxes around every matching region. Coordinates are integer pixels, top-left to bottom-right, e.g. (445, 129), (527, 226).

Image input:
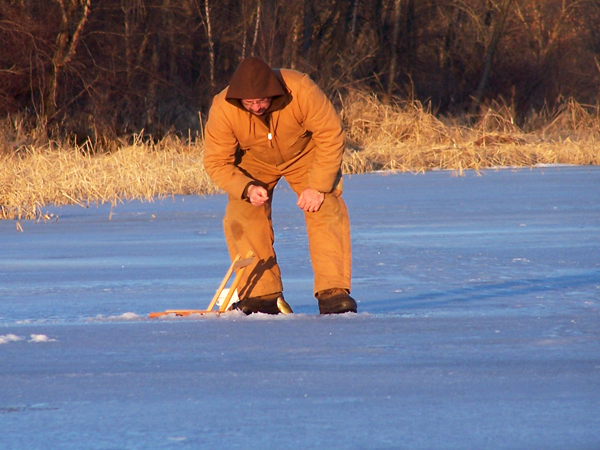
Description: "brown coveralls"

(203, 58), (351, 299)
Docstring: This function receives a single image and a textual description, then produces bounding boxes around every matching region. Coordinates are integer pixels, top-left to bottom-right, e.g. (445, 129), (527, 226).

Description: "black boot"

(229, 293), (292, 315)
(317, 288), (358, 314)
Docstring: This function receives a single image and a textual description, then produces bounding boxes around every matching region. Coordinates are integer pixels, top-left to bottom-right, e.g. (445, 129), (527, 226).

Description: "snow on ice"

(0, 334), (56, 344)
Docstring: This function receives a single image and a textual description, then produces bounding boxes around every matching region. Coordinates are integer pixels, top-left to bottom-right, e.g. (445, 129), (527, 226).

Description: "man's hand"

(297, 188), (325, 213)
(247, 184), (270, 206)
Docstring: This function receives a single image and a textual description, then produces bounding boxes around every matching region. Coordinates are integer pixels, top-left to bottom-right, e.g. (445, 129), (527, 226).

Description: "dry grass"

(2, 93), (599, 220)
(1, 132), (218, 220)
(340, 90), (600, 175)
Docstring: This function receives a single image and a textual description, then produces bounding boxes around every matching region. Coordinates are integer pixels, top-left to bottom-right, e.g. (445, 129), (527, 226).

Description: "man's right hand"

(247, 185), (269, 206)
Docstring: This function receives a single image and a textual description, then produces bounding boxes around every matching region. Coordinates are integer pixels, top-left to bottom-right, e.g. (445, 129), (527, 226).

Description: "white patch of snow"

(115, 312), (142, 320)
(0, 334), (23, 344)
(88, 312), (143, 322)
(29, 334), (56, 343)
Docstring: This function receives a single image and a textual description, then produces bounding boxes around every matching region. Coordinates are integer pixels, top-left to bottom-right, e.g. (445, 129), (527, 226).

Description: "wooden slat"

(148, 251), (256, 318)
(205, 253), (243, 312)
(218, 251), (255, 312)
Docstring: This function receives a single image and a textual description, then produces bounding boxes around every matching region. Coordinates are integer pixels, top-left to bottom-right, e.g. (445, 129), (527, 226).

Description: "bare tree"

(44, 0), (91, 121)
(386, 0), (402, 101)
(470, 0), (514, 115)
(302, 0), (315, 68)
(204, 0), (215, 93)
(289, 1), (300, 69)
(252, 0), (261, 56)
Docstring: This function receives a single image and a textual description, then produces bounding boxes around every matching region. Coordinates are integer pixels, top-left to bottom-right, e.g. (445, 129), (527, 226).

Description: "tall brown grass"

(1, 130), (218, 220)
(2, 93), (599, 220)
(340, 90), (600, 175)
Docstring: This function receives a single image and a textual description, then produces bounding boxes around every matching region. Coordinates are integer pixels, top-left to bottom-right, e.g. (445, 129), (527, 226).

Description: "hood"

(225, 56), (290, 112)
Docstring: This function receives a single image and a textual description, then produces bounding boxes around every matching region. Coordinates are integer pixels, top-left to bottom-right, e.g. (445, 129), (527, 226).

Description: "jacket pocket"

(282, 130), (313, 160)
(244, 145), (278, 165)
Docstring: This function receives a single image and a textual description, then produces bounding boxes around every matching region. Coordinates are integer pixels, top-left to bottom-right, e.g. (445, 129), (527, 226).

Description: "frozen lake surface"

(1, 166), (599, 449)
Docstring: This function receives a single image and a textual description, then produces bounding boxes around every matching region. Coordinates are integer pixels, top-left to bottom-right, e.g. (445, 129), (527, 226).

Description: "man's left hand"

(297, 188), (325, 213)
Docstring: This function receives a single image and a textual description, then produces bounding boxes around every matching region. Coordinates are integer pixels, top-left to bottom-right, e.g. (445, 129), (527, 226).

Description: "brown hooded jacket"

(203, 57), (345, 198)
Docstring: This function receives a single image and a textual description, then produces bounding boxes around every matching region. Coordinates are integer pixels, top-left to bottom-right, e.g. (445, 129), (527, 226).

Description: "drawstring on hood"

(225, 56), (291, 145)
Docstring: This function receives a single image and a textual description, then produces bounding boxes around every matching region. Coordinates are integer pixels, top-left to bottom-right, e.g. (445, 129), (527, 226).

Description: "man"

(203, 56), (357, 315)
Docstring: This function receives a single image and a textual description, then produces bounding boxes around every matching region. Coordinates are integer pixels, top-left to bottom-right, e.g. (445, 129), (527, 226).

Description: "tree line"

(1, 0), (599, 143)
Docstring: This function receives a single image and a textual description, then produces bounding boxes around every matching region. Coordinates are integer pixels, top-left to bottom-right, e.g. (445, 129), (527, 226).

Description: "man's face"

(241, 98), (272, 116)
